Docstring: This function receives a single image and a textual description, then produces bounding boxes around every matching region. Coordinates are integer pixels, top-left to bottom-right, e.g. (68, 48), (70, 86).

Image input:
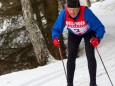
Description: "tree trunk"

(20, 0), (52, 65)
(43, 0), (66, 60)
(96, 0), (100, 2)
(86, 0), (91, 7)
(33, 0), (66, 60)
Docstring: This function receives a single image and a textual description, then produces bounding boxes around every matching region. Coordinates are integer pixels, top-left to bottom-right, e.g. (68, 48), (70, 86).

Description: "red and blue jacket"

(51, 6), (105, 40)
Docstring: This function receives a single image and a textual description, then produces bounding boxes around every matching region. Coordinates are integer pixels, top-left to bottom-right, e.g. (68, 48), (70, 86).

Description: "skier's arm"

(84, 8), (105, 39)
(51, 9), (66, 40)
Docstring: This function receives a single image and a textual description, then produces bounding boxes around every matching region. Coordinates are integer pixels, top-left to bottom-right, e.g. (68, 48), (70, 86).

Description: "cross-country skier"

(51, 0), (105, 86)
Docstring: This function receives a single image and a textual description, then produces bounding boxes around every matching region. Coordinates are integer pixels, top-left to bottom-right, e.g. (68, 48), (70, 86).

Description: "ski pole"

(58, 46), (67, 80)
(96, 47), (113, 86)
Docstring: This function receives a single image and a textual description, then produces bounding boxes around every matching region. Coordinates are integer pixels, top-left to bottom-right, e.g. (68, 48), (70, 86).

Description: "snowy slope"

(0, 0), (115, 86)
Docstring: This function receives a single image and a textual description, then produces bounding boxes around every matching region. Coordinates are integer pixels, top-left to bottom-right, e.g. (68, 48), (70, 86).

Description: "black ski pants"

(67, 31), (97, 85)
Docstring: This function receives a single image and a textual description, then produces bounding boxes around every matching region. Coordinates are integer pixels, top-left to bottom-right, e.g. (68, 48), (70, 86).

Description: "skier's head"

(67, 0), (80, 8)
(67, 0), (80, 18)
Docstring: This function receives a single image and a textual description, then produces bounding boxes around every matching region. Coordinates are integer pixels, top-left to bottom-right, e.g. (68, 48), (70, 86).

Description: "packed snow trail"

(0, 0), (115, 86)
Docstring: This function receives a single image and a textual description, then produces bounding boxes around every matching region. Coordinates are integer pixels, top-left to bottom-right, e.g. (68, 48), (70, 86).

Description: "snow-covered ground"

(0, 0), (115, 86)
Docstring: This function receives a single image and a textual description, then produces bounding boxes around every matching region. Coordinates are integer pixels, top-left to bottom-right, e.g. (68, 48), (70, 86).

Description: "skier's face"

(67, 7), (80, 18)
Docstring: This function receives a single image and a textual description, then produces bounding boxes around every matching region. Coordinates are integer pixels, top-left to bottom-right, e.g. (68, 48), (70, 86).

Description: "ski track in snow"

(19, 69), (65, 86)
(0, 0), (115, 86)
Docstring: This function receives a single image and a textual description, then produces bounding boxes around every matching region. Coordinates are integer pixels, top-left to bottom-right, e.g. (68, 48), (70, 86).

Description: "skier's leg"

(67, 32), (82, 86)
(83, 31), (97, 86)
